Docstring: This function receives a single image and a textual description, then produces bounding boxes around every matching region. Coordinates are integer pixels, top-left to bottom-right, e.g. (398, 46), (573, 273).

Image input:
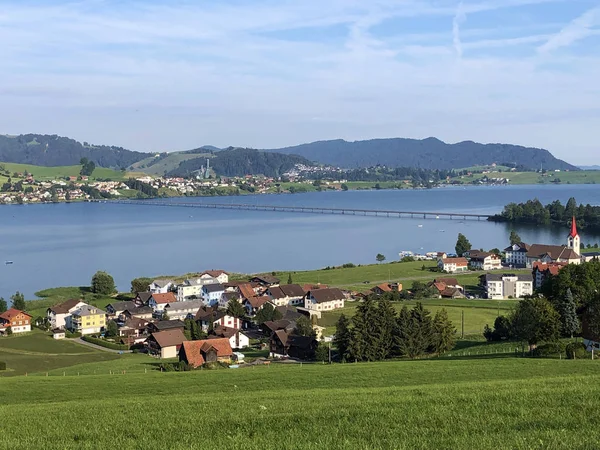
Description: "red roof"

(181, 338), (233, 368)
(373, 283), (392, 293)
(202, 270), (228, 277)
(238, 283), (256, 300)
(532, 261), (567, 276)
(245, 296), (269, 309)
(441, 257), (468, 266)
(151, 292), (176, 304)
(0, 308), (32, 321)
(570, 216), (578, 238)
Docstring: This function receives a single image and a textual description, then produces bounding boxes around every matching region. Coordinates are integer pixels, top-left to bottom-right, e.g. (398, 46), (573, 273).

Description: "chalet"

(106, 301), (137, 317)
(467, 251), (502, 271)
(370, 283), (402, 296)
(117, 317), (149, 339)
(532, 261), (567, 289)
(148, 292), (177, 312)
(304, 288), (345, 312)
(481, 273), (534, 300)
(429, 278), (465, 299)
(270, 330), (317, 360)
(438, 257), (469, 273)
(147, 320), (185, 334)
(250, 275), (280, 287)
(194, 307), (241, 332)
(243, 296), (271, 316)
(200, 270), (229, 284)
(47, 299), (86, 329)
(164, 300), (205, 321)
(263, 319), (296, 336)
(179, 338), (233, 368)
(121, 306), (154, 321)
(148, 279), (174, 294)
(504, 242), (530, 267)
(201, 283), (225, 306)
(275, 306), (306, 322)
(219, 292), (241, 309)
(210, 326), (250, 349)
(0, 308), (32, 334)
(147, 329), (187, 359)
(134, 292), (153, 307)
(265, 284), (306, 307)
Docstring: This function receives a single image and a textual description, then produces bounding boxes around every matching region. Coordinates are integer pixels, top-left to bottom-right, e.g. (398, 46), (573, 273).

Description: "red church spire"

(569, 216), (578, 238)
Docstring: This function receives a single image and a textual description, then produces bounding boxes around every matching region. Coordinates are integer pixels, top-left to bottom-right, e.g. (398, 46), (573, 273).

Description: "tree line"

(334, 298), (456, 361)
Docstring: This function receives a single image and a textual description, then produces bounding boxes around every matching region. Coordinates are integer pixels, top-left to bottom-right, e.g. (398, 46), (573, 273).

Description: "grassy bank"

(0, 161), (142, 181)
(0, 358), (598, 448)
(450, 169), (600, 185)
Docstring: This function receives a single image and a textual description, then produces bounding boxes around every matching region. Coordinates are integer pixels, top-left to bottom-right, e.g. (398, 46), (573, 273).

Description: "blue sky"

(1, 0), (599, 163)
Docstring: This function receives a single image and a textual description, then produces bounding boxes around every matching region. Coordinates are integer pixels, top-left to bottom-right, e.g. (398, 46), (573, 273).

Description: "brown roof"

(251, 275), (280, 285)
(122, 317), (148, 330)
(431, 281), (447, 293)
(48, 298), (82, 314)
(440, 287), (465, 298)
(0, 308), (32, 321)
(532, 261), (567, 276)
(302, 284), (328, 292)
(245, 296), (270, 309)
(307, 288), (345, 303)
(527, 244), (579, 261)
(211, 325), (239, 338)
(202, 270), (228, 277)
(263, 319), (293, 333)
(151, 292), (177, 305)
(441, 257), (468, 265)
(136, 292), (153, 303)
(238, 283), (256, 300)
(181, 338), (233, 368)
(373, 283), (393, 293)
(280, 284), (306, 297)
(433, 278), (460, 287)
(150, 329), (187, 348)
(504, 242), (530, 252)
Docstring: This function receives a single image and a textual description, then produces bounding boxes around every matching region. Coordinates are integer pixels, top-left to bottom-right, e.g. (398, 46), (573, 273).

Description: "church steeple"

(567, 216), (580, 255)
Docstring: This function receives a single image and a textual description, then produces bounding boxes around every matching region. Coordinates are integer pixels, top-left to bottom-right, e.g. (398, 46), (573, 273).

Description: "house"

(525, 217), (582, 268)
(467, 251), (502, 270)
(482, 273), (534, 300)
(249, 275), (280, 287)
(148, 292), (177, 312)
(302, 284), (328, 292)
(263, 319), (296, 336)
(52, 328), (66, 340)
(194, 307), (241, 332)
(236, 283), (258, 300)
(219, 292), (241, 309)
(436, 252), (448, 259)
(581, 251), (600, 263)
(269, 330), (317, 359)
(304, 288), (345, 312)
(164, 300), (205, 321)
(532, 262), (567, 289)
(121, 306), (154, 321)
(147, 329), (187, 359)
(265, 284), (306, 307)
(66, 305), (106, 335)
(179, 338), (233, 368)
(106, 301), (137, 317)
(147, 320), (185, 334)
(117, 317), (149, 338)
(275, 306), (306, 322)
(210, 326), (250, 349)
(370, 283), (402, 296)
(438, 257), (469, 273)
(47, 299), (86, 329)
(176, 279), (204, 302)
(0, 309), (32, 334)
(201, 283), (225, 306)
(243, 296), (271, 316)
(201, 270), (229, 284)
(134, 292), (153, 307)
(504, 242), (530, 267)
(148, 279), (174, 294)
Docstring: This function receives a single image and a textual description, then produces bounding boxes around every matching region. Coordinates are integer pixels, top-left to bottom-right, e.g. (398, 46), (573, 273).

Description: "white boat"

(418, 224), (423, 228)
(436, 215), (440, 219)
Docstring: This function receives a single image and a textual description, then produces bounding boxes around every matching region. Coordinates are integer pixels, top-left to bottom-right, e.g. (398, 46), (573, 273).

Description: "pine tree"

(287, 273), (293, 285)
(0, 297), (7, 313)
(407, 303), (433, 358)
(226, 297), (246, 318)
(431, 309), (456, 354)
(394, 306), (412, 357)
(375, 298), (397, 359)
(559, 289), (580, 338)
(509, 230), (522, 245)
(334, 314), (352, 362)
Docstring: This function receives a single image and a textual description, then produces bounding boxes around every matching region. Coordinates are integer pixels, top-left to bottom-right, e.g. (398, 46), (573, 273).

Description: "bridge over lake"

(105, 200), (493, 221)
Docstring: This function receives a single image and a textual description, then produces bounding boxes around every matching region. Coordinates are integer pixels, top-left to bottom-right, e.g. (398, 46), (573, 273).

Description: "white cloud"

(453, 2), (467, 58)
(538, 6), (600, 53)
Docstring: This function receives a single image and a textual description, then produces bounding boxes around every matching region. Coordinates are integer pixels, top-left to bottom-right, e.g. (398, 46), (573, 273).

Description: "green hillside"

(0, 357), (598, 448)
(451, 170), (600, 185)
(129, 151), (214, 175)
(0, 162), (144, 181)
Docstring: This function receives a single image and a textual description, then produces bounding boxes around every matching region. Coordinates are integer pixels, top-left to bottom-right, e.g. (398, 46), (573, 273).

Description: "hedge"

(81, 335), (129, 351)
(565, 342), (587, 360)
(0, 361), (6, 371)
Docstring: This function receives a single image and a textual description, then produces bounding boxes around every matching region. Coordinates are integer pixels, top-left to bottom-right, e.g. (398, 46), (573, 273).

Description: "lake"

(1, 184), (600, 298)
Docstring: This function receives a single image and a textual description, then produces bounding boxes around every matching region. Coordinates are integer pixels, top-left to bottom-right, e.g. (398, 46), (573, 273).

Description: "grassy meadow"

(0, 358), (599, 449)
(0, 161), (143, 181)
(450, 169), (600, 185)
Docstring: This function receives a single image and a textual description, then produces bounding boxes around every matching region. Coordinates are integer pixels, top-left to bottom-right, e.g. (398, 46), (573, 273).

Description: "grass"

(0, 358), (599, 448)
(0, 161), (138, 181)
(450, 170), (600, 185)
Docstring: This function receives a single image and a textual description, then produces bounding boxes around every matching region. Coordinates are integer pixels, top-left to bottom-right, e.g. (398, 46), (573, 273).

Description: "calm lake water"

(1, 184), (600, 298)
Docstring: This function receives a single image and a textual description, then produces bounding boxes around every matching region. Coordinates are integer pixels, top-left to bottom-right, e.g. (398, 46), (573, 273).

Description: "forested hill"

(168, 147), (313, 177)
(266, 138), (577, 171)
(0, 134), (147, 168)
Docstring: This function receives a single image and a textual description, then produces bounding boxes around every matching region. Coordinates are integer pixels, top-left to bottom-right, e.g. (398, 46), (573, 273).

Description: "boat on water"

(418, 224), (423, 228)
(5, 261), (14, 265)
(439, 230), (445, 233)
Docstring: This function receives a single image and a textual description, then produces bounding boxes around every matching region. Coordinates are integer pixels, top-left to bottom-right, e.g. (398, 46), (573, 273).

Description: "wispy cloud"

(453, 2), (467, 58)
(538, 6), (600, 53)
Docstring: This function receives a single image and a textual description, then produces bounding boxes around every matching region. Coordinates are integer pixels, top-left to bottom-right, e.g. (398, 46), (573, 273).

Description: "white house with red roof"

(0, 308), (32, 334)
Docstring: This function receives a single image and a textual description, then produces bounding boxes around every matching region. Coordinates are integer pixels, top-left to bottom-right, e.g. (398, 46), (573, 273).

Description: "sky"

(1, 0), (599, 164)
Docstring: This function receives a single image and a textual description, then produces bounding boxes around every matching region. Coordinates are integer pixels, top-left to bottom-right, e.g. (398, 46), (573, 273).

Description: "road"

(73, 338), (131, 354)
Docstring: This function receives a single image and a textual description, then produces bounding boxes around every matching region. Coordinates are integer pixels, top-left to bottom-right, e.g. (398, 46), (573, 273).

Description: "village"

(2, 216), (599, 367)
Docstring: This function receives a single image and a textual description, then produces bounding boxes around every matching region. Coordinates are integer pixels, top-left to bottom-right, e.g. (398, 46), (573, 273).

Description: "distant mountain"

(579, 165), (600, 170)
(168, 147), (313, 178)
(0, 134), (146, 169)
(266, 138), (577, 171)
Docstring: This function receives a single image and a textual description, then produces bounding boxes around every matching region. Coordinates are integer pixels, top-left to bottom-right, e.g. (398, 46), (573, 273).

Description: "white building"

(265, 284), (306, 307)
(163, 300), (205, 321)
(177, 279), (204, 302)
(504, 243), (530, 268)
(483, 274), (533, 300)
(304, 288), (345, 312)
(200, 270), (229, 285)
(468, 252), (502, 271)
(47, 299), (86, 329)
(438, 257), (469, 273)
(201, 284), (225, 307)
(149, 279), (174, 294)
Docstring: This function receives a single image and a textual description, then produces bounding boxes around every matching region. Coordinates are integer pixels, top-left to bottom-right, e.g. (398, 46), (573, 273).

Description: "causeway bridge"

(105, 200), (493, 221)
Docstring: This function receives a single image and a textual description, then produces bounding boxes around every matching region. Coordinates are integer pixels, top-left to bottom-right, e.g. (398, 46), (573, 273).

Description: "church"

(525, 216), (581, 268)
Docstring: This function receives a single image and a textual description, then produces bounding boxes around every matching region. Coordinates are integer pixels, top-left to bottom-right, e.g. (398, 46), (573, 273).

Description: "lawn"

(0, 358), (599, 448)
(0, 161), (138, 181)
(450, 170), (600, 185)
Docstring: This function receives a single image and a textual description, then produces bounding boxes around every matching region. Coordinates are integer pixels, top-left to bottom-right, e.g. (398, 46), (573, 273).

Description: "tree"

(294, 316), (316, 338)
(509, 230), (522, 245)
(333, 314), (352, 361)
(511, 297), (560, 349)
(287, 273), (293, 285)
(254, 303), (281, 325)
(406, 303), (433, 358)
(315, 342), (329, 362)
(0, 297), (7, 313)
(394, 306), (412, 357)
(91, 271), (116, 295)
(10, 292), (26, 311)
(105, 320), (118, 338)
(341, 183), (349, 191)
(376, 253), (386, 264)
(455, 233), (472, 256)
(484, 315), (512, 341)
(130, 277), (153, 294)
(376, 297), (397, 359)
(431, 309), (456, 354)
(226, 297), (246, 318)
(557, 289), (580, 338)
(6, 326), (13, 336)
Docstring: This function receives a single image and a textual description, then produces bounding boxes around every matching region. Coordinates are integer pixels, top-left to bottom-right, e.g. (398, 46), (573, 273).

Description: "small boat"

(436, 215), (440, 219)
(418, 224), (423, 228)
(439, 230), (445, 233)
(5, 261), (13, 265)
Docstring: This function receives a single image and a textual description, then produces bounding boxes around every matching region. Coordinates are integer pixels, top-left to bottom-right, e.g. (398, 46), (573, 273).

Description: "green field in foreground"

(0, 358), (599, 449)
(0, 161), (143, 181)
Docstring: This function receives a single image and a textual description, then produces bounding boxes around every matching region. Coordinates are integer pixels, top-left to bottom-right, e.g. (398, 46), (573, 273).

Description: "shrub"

(0, 361), (6, 371)
(82, 335), (129, 351)
(160, 363), (176, 372)
(65, 331), (81, 338)
(565, 342), (587, 360)
(342, 263), (356, 268)
(533, 342), (565, 357)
